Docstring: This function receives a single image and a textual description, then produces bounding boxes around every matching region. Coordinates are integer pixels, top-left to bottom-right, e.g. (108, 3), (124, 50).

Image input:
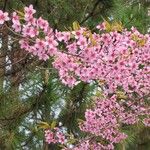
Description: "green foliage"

(111, 0), (150, 33)
(58, 82), (91, 136)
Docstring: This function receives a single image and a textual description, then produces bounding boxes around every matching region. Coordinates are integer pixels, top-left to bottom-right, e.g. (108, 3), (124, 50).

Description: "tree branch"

(80, 0), (101, 25)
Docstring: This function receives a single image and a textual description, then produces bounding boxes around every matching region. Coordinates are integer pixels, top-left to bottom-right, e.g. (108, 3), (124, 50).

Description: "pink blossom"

(12, 12), (20, 25)
(12, 23), (21, 32)
(0, 10), (9, 24)
(11, 12), (21, 32)
(24, 4), (36, 16)
(22, 25), (39, 37)
(45, 129), (65, 145)
(55, 30), (71, 42)
(143, 118), (150, 126)
(37, 17), (49, 32)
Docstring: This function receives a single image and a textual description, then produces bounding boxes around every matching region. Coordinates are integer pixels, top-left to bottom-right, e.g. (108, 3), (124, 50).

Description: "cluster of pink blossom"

(71, 95), (149, 149)
(80, 96), (127, 143)
(0, 5), (150, 150)
(63, 140), (114, 150)
(45, 128), (65, 144)
(53, 27), (150, 96)
(10, 5), (57, 61)
(1, 5), (149, 95)
(70, 140), (114, 150)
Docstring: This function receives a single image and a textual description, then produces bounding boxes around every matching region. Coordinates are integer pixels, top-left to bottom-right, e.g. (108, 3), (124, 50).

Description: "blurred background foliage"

(0, 0), (150, 149)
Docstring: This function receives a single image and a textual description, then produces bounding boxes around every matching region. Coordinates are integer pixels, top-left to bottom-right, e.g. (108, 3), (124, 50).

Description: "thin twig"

(3, 0), (8, 11)
(80, 0), (100, 25)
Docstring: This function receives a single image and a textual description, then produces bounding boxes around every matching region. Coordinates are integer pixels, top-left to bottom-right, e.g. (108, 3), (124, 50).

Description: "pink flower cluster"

(74, 95), (149, 149)
(53, 28), (150, 96)
(45, 128), (65, 144)
(2, 5), (149, 95)
(70, 140), (114, 150)
(0, 5), (150, 150)
(80, 96), (127, 143)
(11, 5), (57, 61)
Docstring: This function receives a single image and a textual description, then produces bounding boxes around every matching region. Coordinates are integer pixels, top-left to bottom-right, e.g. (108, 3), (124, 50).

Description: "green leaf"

(51, 120), (57, 129)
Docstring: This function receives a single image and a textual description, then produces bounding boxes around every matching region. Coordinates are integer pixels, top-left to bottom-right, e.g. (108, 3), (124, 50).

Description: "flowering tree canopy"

(0, 5), (150, 150)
